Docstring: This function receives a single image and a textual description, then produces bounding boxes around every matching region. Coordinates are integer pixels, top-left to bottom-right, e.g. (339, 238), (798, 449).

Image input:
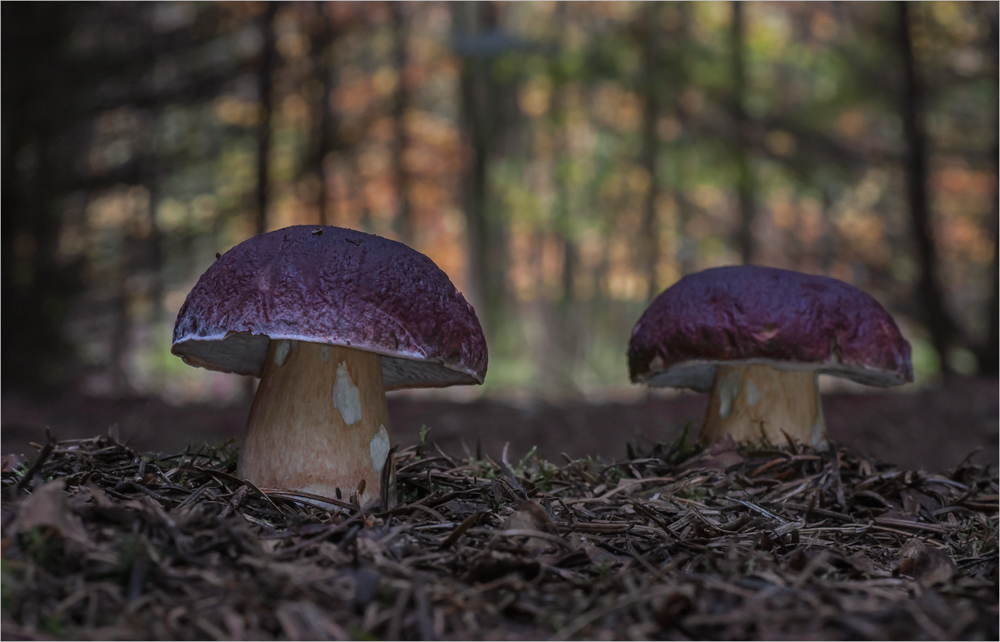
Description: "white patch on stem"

(811, 378), (827, 447)
(319, 345), (331, 362)
(811, 414), (826, 446)
(745, 379), (761, 407)
(717, 370), (741, 418)
(370, 425), (390, 473)
(274, 340), (291, 366)
(332, 362), (363, 425)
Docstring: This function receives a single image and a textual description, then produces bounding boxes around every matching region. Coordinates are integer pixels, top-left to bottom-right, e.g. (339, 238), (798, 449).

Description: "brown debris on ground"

(1, 431), (997, 640)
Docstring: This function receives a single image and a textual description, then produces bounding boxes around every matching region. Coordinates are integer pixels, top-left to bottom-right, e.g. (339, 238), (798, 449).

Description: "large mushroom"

(172, 226), (487, 506)
(628, 266), (912, 447)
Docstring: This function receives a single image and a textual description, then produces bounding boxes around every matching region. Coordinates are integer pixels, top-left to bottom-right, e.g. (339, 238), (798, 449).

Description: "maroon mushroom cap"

(172, 226), (487, 390)
(628, 266), (913, 392)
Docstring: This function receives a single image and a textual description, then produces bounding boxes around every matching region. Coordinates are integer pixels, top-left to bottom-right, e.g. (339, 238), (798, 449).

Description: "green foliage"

(947, 516), (999, 560)
(348, 627), (380, 641)
(25, 528), (66, 573)
(214, 439), (241, 473)
(1, 559), (21, 613)
(8, 1), (997, 399)
(40, 615), (65, 636)
(117, 534), (143, 581)
(592, 560), (613, 578)
(9, 461), (30, 481)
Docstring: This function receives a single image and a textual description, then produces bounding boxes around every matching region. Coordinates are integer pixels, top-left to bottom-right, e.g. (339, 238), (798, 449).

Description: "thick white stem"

(701, 364), (826, 447)
(238, 340), (392, 506)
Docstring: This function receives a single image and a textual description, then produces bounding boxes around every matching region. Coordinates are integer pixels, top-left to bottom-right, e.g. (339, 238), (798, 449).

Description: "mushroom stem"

(238, 340), (393, 507)
(701, 364), (826, 447)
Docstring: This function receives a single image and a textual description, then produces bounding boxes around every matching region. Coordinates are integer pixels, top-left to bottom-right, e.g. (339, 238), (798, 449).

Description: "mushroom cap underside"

(628, 265), (913, 392)
(171, 225), (488, 390)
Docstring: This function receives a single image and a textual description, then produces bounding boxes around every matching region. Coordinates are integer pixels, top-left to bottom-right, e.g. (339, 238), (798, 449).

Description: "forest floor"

(2, 376), (997, 472)
(1, 432), (996, 640)
(1, 381), (997, 640)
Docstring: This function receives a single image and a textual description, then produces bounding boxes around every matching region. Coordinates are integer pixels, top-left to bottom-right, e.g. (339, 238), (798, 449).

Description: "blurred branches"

(2, 1), (996, 399)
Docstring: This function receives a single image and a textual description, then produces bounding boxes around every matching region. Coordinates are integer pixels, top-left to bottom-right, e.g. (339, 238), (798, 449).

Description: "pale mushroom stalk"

(239, 340), (392, 505)
(701, 364), (824, 446)
(172, 225), (487, 512)
(628, 266), (913, 449)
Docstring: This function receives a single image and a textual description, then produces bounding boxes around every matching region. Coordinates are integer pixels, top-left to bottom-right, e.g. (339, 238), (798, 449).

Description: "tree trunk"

(554, 111), (577, 294)
(1, 3), (82, 393)
(311, 1), (335, 226)
(550, 22), (581, 388)
(979, 175), (999, 376)
(897, 1), (955, 378)
(256, 1), (278, 236)
(674, 162), (696, 277)
(550, 3), (577, 307)
(667, 3), (694, 279)
(454, 1), (506, 338)
(391, 2), (414, 245)
(975, 9), (999, 376)
(639, 6), (661, 301)
(110, 205), (136, 396)
(141, 120), (165, 327)
(731, 1), (756, 265)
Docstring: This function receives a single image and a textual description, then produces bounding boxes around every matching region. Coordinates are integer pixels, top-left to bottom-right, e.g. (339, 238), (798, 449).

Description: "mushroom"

(627, 266), (912, 447)
(171, 226), (487, 506)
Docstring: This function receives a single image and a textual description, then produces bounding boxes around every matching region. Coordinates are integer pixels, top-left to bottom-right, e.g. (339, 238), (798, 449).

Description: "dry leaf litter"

(1, 429), (997, 640)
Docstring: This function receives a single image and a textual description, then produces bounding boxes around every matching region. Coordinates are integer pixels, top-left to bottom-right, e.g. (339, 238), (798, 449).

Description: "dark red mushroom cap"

(628, 266), (913, 392)
(171, 226), (487, 389)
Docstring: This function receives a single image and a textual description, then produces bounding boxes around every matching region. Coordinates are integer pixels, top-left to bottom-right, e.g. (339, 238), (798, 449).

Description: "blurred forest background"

(3, 1), (997, 417)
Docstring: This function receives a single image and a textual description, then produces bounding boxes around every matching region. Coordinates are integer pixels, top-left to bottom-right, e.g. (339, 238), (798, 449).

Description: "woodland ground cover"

(2, 430), (996, 640)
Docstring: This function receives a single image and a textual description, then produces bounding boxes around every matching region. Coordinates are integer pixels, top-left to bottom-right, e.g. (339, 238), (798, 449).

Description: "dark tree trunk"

(979, 177), (999, 376)
(311, 1), (335, 226)
(897, 1), (956, 377)
(145, 151), (166, 324)
(974, 9), (999, 376)
(256, 1), (278, 236)
(638, 5), (661, 301)
(550, 3), (577, 307)
(147, 202), (166, 327)
(137, 112), (165, 327)
(1, 3), (82, 393)
(549, 6), (582, 389)
(553, 98), (577, 305)
(674, 162), (696, 277)
(455, 1), (506, 338)
(666, 2), (695, 278)
(110, 206), (137, 396)
(732, 1), (756, 265)
(559, 222), (578, 306)
(391, 2), (414, 245)
(819, 189), (837, 275)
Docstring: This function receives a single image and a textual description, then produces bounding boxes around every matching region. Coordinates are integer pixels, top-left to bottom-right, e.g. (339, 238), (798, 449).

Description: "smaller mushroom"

(628, 266), (913, 447)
